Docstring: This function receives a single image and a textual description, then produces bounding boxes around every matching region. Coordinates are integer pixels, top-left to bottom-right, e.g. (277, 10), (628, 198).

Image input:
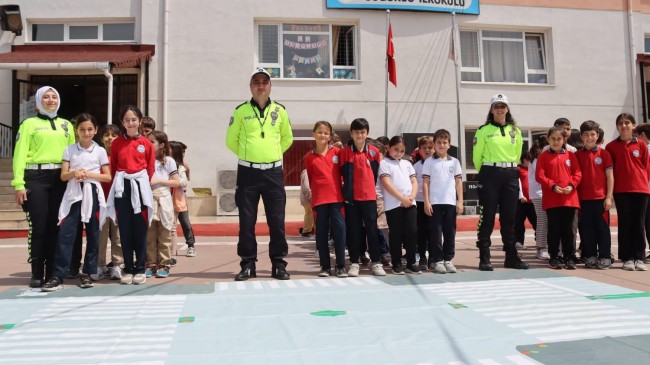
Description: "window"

(460, 30), (548, 84)
(256, 22), (357, 80)
(645, 36), (650, 53)
(31, 21), (135, 42)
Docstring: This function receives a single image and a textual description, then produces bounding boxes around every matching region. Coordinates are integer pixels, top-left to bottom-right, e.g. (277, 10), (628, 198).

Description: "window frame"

(459, 29), (549, 85)
(255, 21), (359, 80)
(29, 20), (136, 43)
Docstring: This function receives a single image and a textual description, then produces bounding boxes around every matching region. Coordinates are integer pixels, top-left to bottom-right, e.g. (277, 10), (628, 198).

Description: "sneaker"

(170, 258), (177, 267)
(99, 266), (110, 275)
(301, 232), (315, 239)
(444, 261), (457, 273)
(67, 268), (79, 280)
(145, 267), (156, 278)
(41, 277), (63, 292)
(645, 254), (650, 264)
(392, 265), (405, 275)
(515, 242), (525, 250)
(418, 258), (428, 271)
(110, 266), (123, 280)
(186, 246), (197, 257)
(371, 262), (386, 276)
(380, 255), (391, 267)
(90, 271), (104, 281)
(564, 257), (577, 270)
(156, 266), (170, 278)
(536, 249), (550, 260)
(548, 257), (563, 270)
(336, 267), (348, 278)
(318, 267), (331, 277)
(584, 256), (599, 269)
(133, 273), (147, 285)
(79, 274), (94, 288)
(433, 261), (447, 274)
(120, 274), (134, 285)
(622, 260), (636, 271)
(348, 263), (360, 277)
(597, 258), (612, 270)
(360, 253), (371, 266)
(635, 260), (648, 271)
(405, 264), (422, 275)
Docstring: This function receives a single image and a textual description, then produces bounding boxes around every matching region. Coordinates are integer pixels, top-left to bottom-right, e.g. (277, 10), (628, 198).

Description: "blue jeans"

(314, 203), (346, 268)
(53, 184), (100, 278)
(428, 204), (457, 262)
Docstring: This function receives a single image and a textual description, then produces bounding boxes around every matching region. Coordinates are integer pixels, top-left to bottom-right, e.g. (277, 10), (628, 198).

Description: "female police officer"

(472, 94), (529, 271)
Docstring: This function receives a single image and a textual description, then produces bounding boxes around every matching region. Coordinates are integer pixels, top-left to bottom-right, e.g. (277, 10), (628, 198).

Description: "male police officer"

(226, 67), (293, 281)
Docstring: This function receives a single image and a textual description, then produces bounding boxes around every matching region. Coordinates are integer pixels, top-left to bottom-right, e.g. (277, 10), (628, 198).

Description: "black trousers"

(547, 207), (577, 259)
(314, 203), (346, 269)
(428, 204), (457, 262)
(416, 203), (430, 260)
(345, 200), (380, 263)
(235, 165), (288, 269)
(385, 206), (417, 267)
(114, 179), (148, 275)
(614, 193), (649, 261)
(645, 197), (650, 255)
(515, 202), (537, 244)
(69, 224), (83, 273)
(578, 199), (611, 259)
(476, 166), (519, 249)
(177, 211), (196, 246)
(23, 169), (66, 281)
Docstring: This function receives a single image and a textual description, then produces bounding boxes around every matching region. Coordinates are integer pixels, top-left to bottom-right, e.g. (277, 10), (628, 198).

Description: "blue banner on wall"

(326, 0), (480, 15)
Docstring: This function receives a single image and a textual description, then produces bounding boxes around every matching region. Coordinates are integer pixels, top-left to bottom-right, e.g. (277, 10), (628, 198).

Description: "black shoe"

(42, 277), (63, 292)
(29, 277), (43, 288)
(478, 247), (493, 271)
(335, 266), (348, 278)
(504, 249), (529, 270)
(405, 264), (422, 275)
(549, 257), (563, 270)
(318, 267), (331, 277)
(79, 274), (94, 288)
(271, 266), (290, 280)
(418, 258), (428, 271)
(564, 257), (577, 270)
(392, 265), (405, 275)
(67, 268), (79, 279)
(170, 258), (177, 267)
(380, 255), (391, 267)
(234, 267), (256, 281)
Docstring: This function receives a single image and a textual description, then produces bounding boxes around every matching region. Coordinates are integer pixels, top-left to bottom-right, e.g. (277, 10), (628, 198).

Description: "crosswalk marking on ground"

(214, 276), (382, 291)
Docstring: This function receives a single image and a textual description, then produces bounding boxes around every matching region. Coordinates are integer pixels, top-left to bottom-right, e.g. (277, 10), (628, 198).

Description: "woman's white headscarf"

(35, 86), (60, 119)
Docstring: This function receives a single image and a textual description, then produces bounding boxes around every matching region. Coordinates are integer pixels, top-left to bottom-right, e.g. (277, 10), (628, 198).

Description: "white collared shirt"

(62, 141), (109, 173)
(422, 155), (462, 206)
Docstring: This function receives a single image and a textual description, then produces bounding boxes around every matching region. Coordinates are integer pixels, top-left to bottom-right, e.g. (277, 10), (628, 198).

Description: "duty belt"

(25, 163), (62, 170)
(238, 160), (283, 170)
(482, 162), (517, 168)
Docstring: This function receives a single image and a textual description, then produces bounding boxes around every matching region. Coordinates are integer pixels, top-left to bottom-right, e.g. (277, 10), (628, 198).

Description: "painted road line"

(52, 295), (186, 303)
(0, 330), (176, 340)
(297, 279), (314, 287)
(0, 352), (169, 363)
(527, 278), (591, 296)
(252, 281), (263, 289)
(508, 314), (650, 328)
(523, 320), (650, 334)
(316, 279), (332, 287)
(478, 359), (502, 365)
(475, 301), (600, 312)
(480, 304), (619, 317)
(494, 308), (634, 323)
(284, 281), (297, 288)
(5, 324), (178, 333)
(267, 281), (280, 289)
(0, 344), (172, 355)
(450, 293), (573, 304)
(506, 355), (540, 365)
(0, 337), (173, 347)
(538, 327), (650, 342)
(217, 282), (228, 291)
(347, 277), (365, 286)
(235, 282), (246, 290)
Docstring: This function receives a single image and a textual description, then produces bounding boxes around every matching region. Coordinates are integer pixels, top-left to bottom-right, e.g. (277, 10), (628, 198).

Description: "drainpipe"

(162, 0), (169, 132)
(102, 68), (114, 125)
(628, 0), (639, 118)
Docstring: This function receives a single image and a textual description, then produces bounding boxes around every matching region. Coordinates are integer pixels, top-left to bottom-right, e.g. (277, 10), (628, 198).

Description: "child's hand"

(456, 202), (464, 215)
(74, 169), (87, 181)
(401, 198), (414, 208)
(150, 177), (160, 185)
(604, 197), (613, 210)
(424, 203), (433, 216)
(520, 197), (527, 203)
(553, 185), (563, 194)
(562, 186), (573, 194)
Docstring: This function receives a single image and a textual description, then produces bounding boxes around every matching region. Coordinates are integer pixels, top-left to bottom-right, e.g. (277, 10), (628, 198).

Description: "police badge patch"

(472, 137), (477, 145)
(271, 106), (279, 126)
(509, 130), (516, 144)
(229, 116), (234, 126)
(61, 122), (69, 138)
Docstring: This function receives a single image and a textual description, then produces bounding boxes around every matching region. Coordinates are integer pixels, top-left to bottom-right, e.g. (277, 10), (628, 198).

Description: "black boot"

(504, 248), (529, 270)
(271, 265), (290, 280)
(30, 261), (44, 287)
(478, 247), (493, 271)
(234, 266), (256, 281)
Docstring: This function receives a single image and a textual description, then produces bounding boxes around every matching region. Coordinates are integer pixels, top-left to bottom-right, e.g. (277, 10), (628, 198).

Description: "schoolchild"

(515, 150), (537, 250)
(106, 105), (155, 285)
(98, 124), (123, 280)
(413, 135), (434, 270)
(528, 136), (550, 260)
(605, 113), (650, 271)
(378, 136), (421, 275)
(422, 129), (463, 274)
(634, 124), (650, 263)
(575, 120), (613, 270)
(299, 168), (315, 238)
(535, 126), (582, 270)
(141, 116), (156, 136)
(339, 118), (385, 277)
(305, 121), (347, 277)
(145, 131), (180, 278)
(169, 141), (197, 257)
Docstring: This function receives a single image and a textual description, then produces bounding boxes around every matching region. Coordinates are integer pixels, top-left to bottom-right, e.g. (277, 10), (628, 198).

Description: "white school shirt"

(62, 141), (109, 174)
(413, 160), (425, 202)
(422, 155), (462, 206)
(150, 157), (177, 229)
(528, 158), (543, 200)
(378, 157), (416, 212)
(151, 157), (178, 192)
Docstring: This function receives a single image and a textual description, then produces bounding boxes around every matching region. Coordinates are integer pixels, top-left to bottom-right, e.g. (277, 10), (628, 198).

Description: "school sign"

(325, 0), (480, 15)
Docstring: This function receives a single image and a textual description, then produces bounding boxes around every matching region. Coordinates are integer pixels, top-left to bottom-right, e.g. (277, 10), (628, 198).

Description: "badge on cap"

(137, 145), (145, 153)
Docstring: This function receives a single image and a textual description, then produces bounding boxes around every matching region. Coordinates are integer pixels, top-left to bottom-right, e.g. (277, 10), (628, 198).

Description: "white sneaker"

(120, 274), (133, 285)
(622, 260), (636, 271)
(110, 266), (123, 280)
(133, 273), (147, 285)
(444, 261), (457, 273)
(348, 263), (360, 277)
(433, 261), (447, 274)
(635, 260), (648, 271)
(371, 262), (386, 276)
(537, 249), (550, 260)
(90, 270), (104, 281)
(515, 242), (525, 250)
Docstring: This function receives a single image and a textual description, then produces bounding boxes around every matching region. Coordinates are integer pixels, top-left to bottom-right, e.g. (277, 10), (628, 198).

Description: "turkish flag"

(387, 23), (397, 87)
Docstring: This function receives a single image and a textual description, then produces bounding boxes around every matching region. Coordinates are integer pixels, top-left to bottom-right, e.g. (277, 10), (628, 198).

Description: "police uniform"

(472, 96), (528, 271)
(226, 97), (293, 277)
(12, 113), (75, 284)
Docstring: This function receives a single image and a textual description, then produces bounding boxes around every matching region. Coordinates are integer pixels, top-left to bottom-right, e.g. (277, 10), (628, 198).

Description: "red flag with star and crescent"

(387, 23), (397, 87)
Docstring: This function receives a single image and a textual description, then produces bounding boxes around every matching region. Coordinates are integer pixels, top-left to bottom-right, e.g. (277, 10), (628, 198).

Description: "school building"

(1, 0), (649, 216)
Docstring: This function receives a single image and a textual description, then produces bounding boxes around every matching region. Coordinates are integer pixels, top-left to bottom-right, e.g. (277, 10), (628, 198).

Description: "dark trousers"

(53, 185), (100, 278)
(314, 203), (346, 269)
(235, 165), (288, 269)
(428, 204), (457, 262)
(547, 207), (577, 259)
(23, 169), (66, 281)
(515, 202), (537, 244)
(578, 199), (611, 259)
(385, 206), (417, 267)
(69, 224), (83, 273)
(476, 166), (519, 249)
(115, 179), (148, 275)
(645, 197), (650, 255)
(345, 200), (380, 263)
(416, 203), (430, 260)
(177, 211), (196, 246)
(614, 193), (649, 261)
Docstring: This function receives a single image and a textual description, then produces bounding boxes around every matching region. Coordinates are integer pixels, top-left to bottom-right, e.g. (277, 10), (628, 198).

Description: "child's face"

(143, 127), (153, 136)
(122, 111), (141, 136)
(418, 141), (434, 160)
(558, 123), (571, 141)
(548, 131), (565, 151)
(388, 142), (406, 160)
(313, 125), (331, 145)
(148, 135), (161, 153)
(434, 137), (450, 156)
(351, 128), (368, 147)
(617, 118), (635, 140)
(102, 131), (119, 149)
(76, 121), (97, 143)
(581, 130), (598, 149)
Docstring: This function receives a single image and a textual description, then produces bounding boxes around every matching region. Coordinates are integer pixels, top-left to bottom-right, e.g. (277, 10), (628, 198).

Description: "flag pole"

(384, 9), (390, 137)
(452, 12), (462, 164)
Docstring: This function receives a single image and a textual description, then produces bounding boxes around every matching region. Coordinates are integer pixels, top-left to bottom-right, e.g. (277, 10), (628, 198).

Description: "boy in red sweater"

(536, 126), (582, 269)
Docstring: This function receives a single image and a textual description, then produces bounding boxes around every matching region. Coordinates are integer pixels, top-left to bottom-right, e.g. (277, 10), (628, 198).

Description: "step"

(0, 209), (26, 220)
(0, 219), (28, 230)
(0, 159), (11, 168)
(0, 201), (18, 209)
(0, 171), (12, 179)
(0, 186), (14, 194)
(0, 194), (13, 202)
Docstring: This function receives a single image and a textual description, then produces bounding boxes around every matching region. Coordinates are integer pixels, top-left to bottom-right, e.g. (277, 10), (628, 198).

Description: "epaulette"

(19, 118), (29, 125)
(477, 123), (490, 130)
(273, 101), (286, 110)
(234, 101), (248, 110)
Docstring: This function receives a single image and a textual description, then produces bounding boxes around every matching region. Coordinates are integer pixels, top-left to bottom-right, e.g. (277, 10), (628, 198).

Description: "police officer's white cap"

(490, 93), (508, 106)
(251, 67), (271, 79)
